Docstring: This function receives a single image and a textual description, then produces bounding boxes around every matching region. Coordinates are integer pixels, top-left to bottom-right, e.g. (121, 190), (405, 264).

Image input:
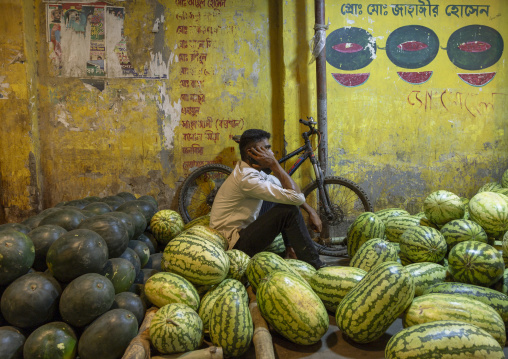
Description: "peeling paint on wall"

(157, 82), (181, 150)
(0, 76), (9, 99)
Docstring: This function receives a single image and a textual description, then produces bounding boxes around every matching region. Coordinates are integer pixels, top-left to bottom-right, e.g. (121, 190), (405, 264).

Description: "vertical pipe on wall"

(315, 0), (327, 176)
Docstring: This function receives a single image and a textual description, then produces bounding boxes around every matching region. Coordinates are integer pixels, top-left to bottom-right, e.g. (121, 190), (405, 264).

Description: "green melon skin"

(183, 214), (210, 230)
(440, 219), (488, 252)
(257, 271), (329, 345)
(150, 210), (184, 246)
(384, 215), (421, 243)
(226, 249), (250, 283)
(100, 258), (136, 294)
(161, 234), (229, 286)
(0, 229), (35, 285)
(423, 190), (465, 226)
(478, 182), (503, 193)
(399, 226), (447, 263)
(144, 272), (200, 311)
(404, 262), (446, 296)
(502, 169), (508, 188)
(374, 208), (410, 224)
(23, 321), (77, 359)
(448, 241), (504, 287)
(335, 261), (414, 343)
(385, 320), (504, 359)
(246, 251), (304, 291)
(0, 326), (26, 359)
(78, 309), (138, 359)
(209, 292), (253, 357)
(285, 259), (317, 283)
(183, 225), (228, 251)
(403, 293), (506, 346)
(350, 238), (398, 272)
(346, 212), (385, 257)
(309, 266), (366, 312)
(150, 303), (203, 355)
(263, 233), (286, 254)
(468, 192), (508, 237)
(198, 279), (248, 332)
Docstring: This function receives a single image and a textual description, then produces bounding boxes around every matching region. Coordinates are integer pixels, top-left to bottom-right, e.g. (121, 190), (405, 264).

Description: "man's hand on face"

(247, 140), (277, 170)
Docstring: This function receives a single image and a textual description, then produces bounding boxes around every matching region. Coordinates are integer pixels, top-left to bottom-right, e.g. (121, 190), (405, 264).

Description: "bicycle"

(178, 118), (373, 250)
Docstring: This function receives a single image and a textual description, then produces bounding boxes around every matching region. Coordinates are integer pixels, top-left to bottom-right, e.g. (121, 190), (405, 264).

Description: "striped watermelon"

(503, 231), (508, 259)
(209, 292), (253, 357)
(423, 190), (465, 226)
(198, 279), (248, 332)
(440, 219), (488, 251)
(493, 268), (508, 295)
(245, 251), (303, 291)
(183, 214), (210, 230)
(285, 259), (316, 283)
(403, 293), (506, 346)
(350, 238), (398, 272)
(257, 271), (329, 345)
(226, 249), (250, 283)
(495, 187), (508, 197)
(335, 261), (414, 343)
(374, 208), (410, 224)
(263, 233), (285, 254)
(384, 215), (421, 243)
(448, 241), (504, 287)
(309, 266), (366, 312)
(149, 303), (203, 354)
(346, 212), (385, 258)
(150, 210), (184, 246)
(161, 233), (229, 286)
(398, 251), (413, 266)
(469, 191), (508, 237)
(417, 215), (439, 229)
(181, 225), (228, 250)
(399, 226), (447, 263)
(405, 262), (447, 296)
(385, 320), (505, 359)
(502, 169), (508, 188)
(423, 282), (508, 324)
(143, 272), (200, 310)
(478, 182), (503, 193)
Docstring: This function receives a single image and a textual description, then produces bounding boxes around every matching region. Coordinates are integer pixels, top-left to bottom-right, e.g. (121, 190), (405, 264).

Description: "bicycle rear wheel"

(178, 164), (233, 223)
(302, 176), (373, 241)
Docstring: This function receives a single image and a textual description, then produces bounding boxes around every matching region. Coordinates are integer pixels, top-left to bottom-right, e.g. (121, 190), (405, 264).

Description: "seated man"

(210, 129), (326, 269)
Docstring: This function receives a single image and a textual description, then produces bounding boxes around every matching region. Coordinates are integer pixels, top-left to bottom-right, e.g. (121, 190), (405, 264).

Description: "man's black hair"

(239, 129), (271, 161)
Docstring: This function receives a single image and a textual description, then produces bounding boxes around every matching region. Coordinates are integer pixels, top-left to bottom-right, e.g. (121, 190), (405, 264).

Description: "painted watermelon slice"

(397, 71), (432, 84)
(458, 72), (496, 87)
(331, 73), (369, 87)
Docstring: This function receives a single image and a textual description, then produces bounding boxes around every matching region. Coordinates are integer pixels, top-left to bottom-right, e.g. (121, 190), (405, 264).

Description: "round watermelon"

(0, 229), (35, 285)
(128, 240), (150, 268)
(82, 202), (112, 215)
(350, 238), (398, 271)
(111, 292), (146, 326)
(478, 182), (503, 193)
(374, 208), (410, 224)
(101, 258), (136, 294)
(23, 322), (77, 359)
(448, 241), (504, 287)
(424, 190), (465, 226)
(150, 210), (184, 246)
(0, 326), (26, 359)
(77, 214), (130, 258)
(346, 212), (385, 257)
(399, 226), (447, 263)
(38, 208), (85, 231)
(150, 303), (203, 354)
(469, 192), (508, 237)
(226, 249), (250, 283)
(28, 225), (67, 271)
(0, 223), (31, 234)
(116, 200), (157, 223)
(440, 219), (488, 251)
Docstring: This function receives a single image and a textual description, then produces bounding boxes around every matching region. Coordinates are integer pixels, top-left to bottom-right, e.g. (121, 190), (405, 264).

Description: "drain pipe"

(315, 0), (328, 177)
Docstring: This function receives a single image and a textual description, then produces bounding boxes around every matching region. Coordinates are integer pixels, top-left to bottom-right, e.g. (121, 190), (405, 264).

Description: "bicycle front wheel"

(303, 176), (373, 240)
(178, 164), (233, 223)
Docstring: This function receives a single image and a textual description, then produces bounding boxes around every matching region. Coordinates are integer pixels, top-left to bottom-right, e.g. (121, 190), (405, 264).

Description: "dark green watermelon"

(77, 214), (129, 258)
(137, 195), (158, 209)
(134, 268), (158, 284)
(38, 209), (85, 231)
(59, 273), (115, 327)
(101, 258), (136, 294)
(101, 196), (125, 211)
(149, 253), (163, 272)
(111, 292), (146, 326)
(136, 233), (156, 254)
(46, 229), (108, 282)
(28, 225), (67, 271)
(77, 309), (138, 359)
(21, 215), (44, 230)
(82, 202), (112, 215)
(128, 240), (150, 267)
(0, 273), (61, 328)
(83, 196), (101, 202)
(80, 210), (97, 218)
(0, 230), (35, 285)
(116, 200), (157, 223)
(23, 321), (77, 359)
(0, 326), (26, 359)
(116, 192), (137, 202)
(0, 223), (31, 234)
(116, 208), (146, 239)
(105, 212), (135, 240)
(119, 248), (141, 275)
(63, 199), (91, 209)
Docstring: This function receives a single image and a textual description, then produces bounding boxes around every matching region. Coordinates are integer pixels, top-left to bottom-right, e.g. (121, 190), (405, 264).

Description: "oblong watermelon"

(440, 219), (488, 251)
(404, 262), (446, 296)
(144, 272), (199, 310)
(23, 322), (77, 359)
(469, 192), (508, 237)
(384, 215), (421, 243)
(350, 238), (398, 272)
(0, 229), (35, 285)
(245, 251), (303, 291)
(77, 214), (129, 258)
(226, 249), (250, 283)
(346, 212), (385, 257)
(423, 190), (465, 226)
(399, 226), (447, 263)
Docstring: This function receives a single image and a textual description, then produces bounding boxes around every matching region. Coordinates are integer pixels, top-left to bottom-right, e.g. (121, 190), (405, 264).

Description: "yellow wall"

(0, 0), (507, 222)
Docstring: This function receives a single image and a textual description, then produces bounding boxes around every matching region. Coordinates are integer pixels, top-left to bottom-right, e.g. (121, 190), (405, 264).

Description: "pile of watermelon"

(0, 192), (166, 359)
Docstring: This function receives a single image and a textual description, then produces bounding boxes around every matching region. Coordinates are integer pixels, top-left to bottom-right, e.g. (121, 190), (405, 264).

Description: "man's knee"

(274, 203), (300, 216)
